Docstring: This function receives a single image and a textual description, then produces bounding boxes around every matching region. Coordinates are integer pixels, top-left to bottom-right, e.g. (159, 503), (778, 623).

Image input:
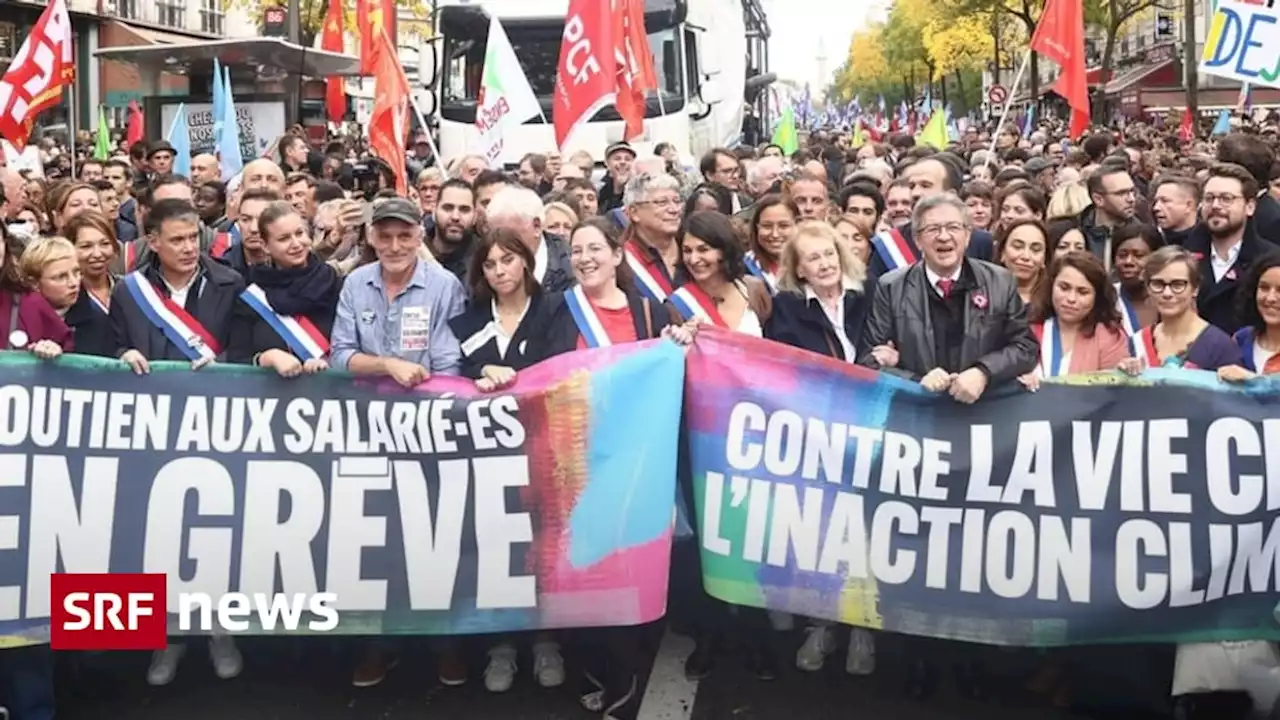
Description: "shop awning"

(94, 35), (361, 77)
(103, 19), (201, 46)
(1104, 60), (1175, 94)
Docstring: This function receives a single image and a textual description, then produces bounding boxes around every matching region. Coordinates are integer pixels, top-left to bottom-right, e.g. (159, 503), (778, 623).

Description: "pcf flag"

(476, 15), (542, 165)
(553, 0), (617, 150)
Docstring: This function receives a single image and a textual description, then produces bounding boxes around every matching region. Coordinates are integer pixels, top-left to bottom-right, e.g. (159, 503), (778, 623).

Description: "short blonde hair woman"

(542, 201), (579, 239)
(1046, 182), (1090, 221)
(20, 236), (80, 313)
(777, 220), (865, 295)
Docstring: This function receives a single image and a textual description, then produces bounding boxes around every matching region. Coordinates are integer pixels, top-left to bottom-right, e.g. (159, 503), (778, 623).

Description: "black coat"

(63, 284), (116, 358)
(108, 257), (248, 361)
(764, 281), (876, 361)
(1251, 192), (1280, 246)
(538, 291), (669, 361)
(448, 291), (561, 379)
(226, 271), (340, 365)
(866, 224), (995, 281)
(857, 259), (1038, 385)
(1184, 225), (1267, 334)
(539, 234), (576, 293)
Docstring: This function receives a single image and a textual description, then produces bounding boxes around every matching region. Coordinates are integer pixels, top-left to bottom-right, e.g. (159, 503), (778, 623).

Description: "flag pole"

(987, 50), (1031, 159)
(407, 95), (445, 169)
(66, 82), (78, 180)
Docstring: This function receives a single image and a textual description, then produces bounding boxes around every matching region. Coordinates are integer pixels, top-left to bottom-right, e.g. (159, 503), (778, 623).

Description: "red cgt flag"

(0, 0), (76, 150)
(125, 99), (145, 147)
(1031, 0), (1090, 139)
(553, 0), (617, 150)
(368, 27), (410, 195)
(613, 0), (657, 142)
(357, 0), (396, 76)
(321, 0), (346, 123)
(1179, 106), (1196, 143)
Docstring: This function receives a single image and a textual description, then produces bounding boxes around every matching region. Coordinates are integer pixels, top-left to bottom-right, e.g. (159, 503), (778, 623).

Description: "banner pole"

(66, 82), (78, 180)
(987, 50), (1031, 160)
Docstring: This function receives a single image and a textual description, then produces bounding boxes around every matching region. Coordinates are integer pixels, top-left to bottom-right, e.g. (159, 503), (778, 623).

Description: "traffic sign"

(987, 84), (1008, 105)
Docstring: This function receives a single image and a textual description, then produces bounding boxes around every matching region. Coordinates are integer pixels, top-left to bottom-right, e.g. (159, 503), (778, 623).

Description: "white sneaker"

(845, 629), (876, 676)
(484, 644), (517, 692)
(146, 644), (186, 686)
(532, 641), (565, 688)
(208, 635), (242, 680)
(795, 625), (836, 672)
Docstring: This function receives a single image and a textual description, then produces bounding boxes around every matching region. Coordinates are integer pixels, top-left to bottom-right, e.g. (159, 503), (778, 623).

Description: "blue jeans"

(0, 644), (54, 720)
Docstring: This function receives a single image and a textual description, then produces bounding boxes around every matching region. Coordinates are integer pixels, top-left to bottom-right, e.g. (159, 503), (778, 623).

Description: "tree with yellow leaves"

(225, 0), (432, 46)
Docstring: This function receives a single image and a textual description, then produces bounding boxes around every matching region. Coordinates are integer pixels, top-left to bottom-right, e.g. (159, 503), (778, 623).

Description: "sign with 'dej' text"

(1200, 0), (1280, 88)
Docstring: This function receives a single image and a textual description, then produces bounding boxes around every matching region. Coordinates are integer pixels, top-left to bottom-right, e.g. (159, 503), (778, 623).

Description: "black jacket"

(1251, 192), (1280, 246)
(63, 284), (116, 357)
(764, 280), (876, 361)
(448, 291), (561, 379)
(108, 256), (247, 361)
(227, 262), (341, 364)
(598, 175), (627, 212)
(866, 224), (994, 281)
(857, 259), (1038, 386)
(1184, 225), (1267, 334)
(539, 233), (575, 293)
(538, 291), (668, 360)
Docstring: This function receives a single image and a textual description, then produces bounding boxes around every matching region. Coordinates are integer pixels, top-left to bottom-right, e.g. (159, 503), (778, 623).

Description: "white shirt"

(492, 298), (531, 358)
(162, 272), (200, 308)
(533, 237), (548, 284)
(924, 265), (961, 297)
(1254, 343), (1276, 373)
(1211, 239), (1242, 283)
(806, 281), (857, 362)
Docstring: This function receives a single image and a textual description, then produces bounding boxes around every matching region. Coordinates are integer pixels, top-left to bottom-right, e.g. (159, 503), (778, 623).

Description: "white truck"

(417, 0), (769, 166)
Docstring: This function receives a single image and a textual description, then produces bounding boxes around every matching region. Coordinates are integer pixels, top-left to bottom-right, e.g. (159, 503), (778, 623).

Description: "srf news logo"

(50, 573), (167, 651)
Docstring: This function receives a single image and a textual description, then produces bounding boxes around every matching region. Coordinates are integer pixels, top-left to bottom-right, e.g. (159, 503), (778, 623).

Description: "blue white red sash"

(870, 227), (917, 271)
(1115, 283), (1139, 336)
(564, 286), (612, 348)
(624, 243), (674, 303)
(123, 241), (139, 272)
(240, 284), (330, 361)
(1037, 318), (1068, 377)
(744, 251), (778, 295)
(1129, 326), (1160, 367)
(122, 272), (220, 362)
(669, 283), (727, 328)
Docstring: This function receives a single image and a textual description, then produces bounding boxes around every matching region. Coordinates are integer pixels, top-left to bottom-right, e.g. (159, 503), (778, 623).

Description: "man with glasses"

(621, 172), (687, 301)
(1080, 163), (1138, 265)
(1185, 163), (1265, 333)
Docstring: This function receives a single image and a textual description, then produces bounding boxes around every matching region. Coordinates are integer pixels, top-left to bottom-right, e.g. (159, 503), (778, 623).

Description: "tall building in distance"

(815, 36), (829, 93)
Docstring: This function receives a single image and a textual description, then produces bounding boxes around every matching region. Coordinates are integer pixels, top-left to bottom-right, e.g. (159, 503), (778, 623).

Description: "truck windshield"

(439, 8), (685, 122)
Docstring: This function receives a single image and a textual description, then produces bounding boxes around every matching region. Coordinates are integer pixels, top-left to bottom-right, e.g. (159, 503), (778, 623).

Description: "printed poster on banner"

(0, 342), (684, 647)
(474, 15), (542, 165)
(1200, 0), (1280, 88)
(159, 101), (287, 163)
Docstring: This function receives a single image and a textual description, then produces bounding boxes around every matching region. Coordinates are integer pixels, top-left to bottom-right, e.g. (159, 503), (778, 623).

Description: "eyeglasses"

(1147, 278), (1191, 294)
(1103, 187), (1137, 198)
(1202, 193), (1243, 207)
(637, 198), (682, 209)
(919, 223), (967, 239)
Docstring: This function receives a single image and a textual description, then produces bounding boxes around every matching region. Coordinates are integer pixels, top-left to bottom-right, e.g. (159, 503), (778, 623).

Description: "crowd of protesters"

(2, 111), (1280, 720)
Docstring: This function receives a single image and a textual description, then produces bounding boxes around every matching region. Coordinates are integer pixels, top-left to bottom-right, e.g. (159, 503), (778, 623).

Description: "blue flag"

(165, 103), (191, 178)
(212, 58), (225, 150)
(219, 66), (243, 182)
(1212, 110), (1231, 136)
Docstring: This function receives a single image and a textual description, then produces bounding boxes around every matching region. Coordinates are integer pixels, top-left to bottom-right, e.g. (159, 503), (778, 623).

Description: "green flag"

(916, 109), (948, 150)
(94, 107), (111, 160)
(772, 105), (799, 155)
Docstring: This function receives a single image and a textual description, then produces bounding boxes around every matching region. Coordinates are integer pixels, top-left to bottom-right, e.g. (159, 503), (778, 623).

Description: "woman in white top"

(665, 210), (772, 333)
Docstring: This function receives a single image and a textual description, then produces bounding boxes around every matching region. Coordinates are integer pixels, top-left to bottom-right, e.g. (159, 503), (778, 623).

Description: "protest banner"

(0, 341), (684, 647)
(686, 327), (1280, 647)
(1200, 0), (1280, 88)
(159, 100), (286, 161)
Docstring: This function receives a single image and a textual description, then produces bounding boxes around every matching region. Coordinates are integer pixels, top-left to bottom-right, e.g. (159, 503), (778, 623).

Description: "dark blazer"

(857, 259), (1038, 385)
(109, 256), (247, 361)
(1184, 225), (1266, 334)
(1251, 192), (1280, 246)
(764, 279), (876, 361)
(866, 224), (995, 280)
(539, 234), (575, 293)
(63, 285), (116, 357)
(448, 291), (561, 379)
(116, 198), (139, 244)
(538, 290), (668, 360)
(226, 287), (340, 365)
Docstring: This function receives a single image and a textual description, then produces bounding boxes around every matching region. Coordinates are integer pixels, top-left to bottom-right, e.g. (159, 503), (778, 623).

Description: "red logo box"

(50, 573), (168, 651)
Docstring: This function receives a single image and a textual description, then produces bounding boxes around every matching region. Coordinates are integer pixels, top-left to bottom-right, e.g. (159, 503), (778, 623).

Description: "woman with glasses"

(1119, 246), (1241, 373)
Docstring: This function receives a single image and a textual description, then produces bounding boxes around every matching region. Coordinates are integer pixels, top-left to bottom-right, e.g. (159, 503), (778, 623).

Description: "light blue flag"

(165, 103), (192, 179)
(219, 66), (243, 182)
(1022, 105), (1037, 138)
(212, 58), (225, 150)
(1212, 110), (1231, 136)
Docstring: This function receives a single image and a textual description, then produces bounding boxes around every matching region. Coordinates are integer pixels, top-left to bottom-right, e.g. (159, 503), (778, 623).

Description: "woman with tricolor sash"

(666, 211), (773, 335)
(1219, 253), (1280, 382)
(1117, 246), (1241, 375)
(59, 211), (119, 357)
(993, 218), (1049, 306)
(1109, 223), (1163, 335)
(447, 227), (559, 391)
(229, 201), (340, 376)
(744, 194), (798, 295)
(1019, 252), (1130, 391)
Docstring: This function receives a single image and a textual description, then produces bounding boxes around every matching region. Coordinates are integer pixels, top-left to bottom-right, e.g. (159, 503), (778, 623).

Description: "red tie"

(937, 278), (955, 299)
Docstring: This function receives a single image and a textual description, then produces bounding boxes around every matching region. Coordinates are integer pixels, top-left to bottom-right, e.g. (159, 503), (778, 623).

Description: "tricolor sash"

(564, 285), (612, 348)
(123, 272), (221, 362)
(1036, 318), (1068, 377)
(1129, 326), (1161, 367)
(1115, 283), (1140, 336)
(624, 243), (674, 303)
(123, 241), (139, 272)
(240, 284), (330, 361)
(871, 227), (917, 271)
(210, 232), (232, 260)
(669, 283), (727, 328)
(744, 251), (778, 295)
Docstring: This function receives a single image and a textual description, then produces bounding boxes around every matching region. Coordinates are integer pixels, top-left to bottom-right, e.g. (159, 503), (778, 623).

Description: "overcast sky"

(764, 0), (887, 89)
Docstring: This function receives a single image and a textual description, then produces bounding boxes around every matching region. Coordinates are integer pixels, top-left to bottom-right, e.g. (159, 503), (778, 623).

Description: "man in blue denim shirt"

(330, 197), (465, 385)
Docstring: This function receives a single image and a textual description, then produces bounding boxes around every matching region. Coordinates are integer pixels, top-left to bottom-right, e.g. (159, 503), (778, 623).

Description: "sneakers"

(484, 644), (518, 693)
(437, 647), (469, 687)
(845, 629), (875, 676)
(532, 641), (565, 688)
(795, 625), (836, 672)
(146, 644), (186, 686)
(208, 636), (243, 680)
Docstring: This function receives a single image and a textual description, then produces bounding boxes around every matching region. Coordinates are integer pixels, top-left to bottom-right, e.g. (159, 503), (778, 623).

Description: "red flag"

(1179, 107), (1195, 143)
(126, 100), (145, 147)
(553, 0), (617, 150)
(0, 0), (75, 150)
(368, 27), (410, 195)
(357, 0), (396, 75)
(1031, 0), (1090, 139)
(321, 0), (346, 123)
(613, 0), (656, 141)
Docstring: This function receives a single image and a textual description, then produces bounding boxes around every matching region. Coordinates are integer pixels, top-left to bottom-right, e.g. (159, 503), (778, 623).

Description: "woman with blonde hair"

(542, 201), (578, 240)
(47, 181), (102, 233)
(13, 235), (77, 359)
(1046, 182), (1090, 221)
